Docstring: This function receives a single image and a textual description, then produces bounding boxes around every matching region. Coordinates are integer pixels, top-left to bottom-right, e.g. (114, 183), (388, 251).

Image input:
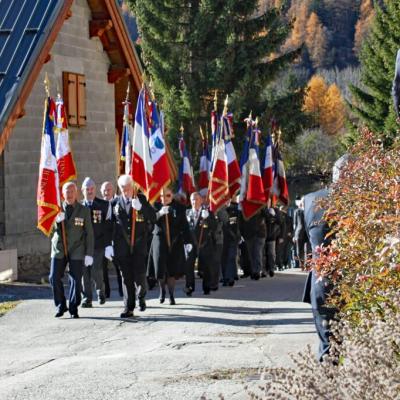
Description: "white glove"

(56, 212), (65, 223)
(132, 197), (142, 211)
(184, 243), (193, 253)
(84, 255), (94, 267)
(159, 206), (169, 216)
(268, 208), (276, 216)
(201, 209), (209, 219)
(105, 245), (114, 261)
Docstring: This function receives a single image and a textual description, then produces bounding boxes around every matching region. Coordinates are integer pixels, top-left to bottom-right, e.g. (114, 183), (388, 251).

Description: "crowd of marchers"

(49, 175), (310, 320)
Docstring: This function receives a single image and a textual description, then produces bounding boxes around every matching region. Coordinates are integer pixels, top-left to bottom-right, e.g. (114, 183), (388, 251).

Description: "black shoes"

(99, 297), (106, 305)
(55, 306), (68, 318)
(120, 311), (134, 318)
(81, 302), (92, 308)
(70, 313), (79, 319)
(139, 299), (146, 312)
(203, 289), (210, 295)
(228, 280), (235, 287)
(169, 296), (176, 305)
(159, 289), (166, 304)
(251, 273), (260, 281)
(183, 287), (193, 297)
(269, 270), (275, 277)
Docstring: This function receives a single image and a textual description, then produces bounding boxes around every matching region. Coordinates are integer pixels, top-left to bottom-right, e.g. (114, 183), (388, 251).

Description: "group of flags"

(37, 84), (289, 236)
(176, 104), (289, 220)
(37, 93), (76, 236)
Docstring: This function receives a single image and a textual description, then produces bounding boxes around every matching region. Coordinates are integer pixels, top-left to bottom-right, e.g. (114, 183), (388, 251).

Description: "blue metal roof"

(0, 0), (63, 132)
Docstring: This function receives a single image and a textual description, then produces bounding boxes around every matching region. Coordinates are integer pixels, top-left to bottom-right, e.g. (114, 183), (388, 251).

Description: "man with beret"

(81, 177), (113, 307)
(111, 175), (156, 318)
(49, 182), (94, 318)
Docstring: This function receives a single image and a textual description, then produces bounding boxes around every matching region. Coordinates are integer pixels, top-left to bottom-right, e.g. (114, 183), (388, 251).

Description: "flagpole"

(45, 73), (68, 258)
(129, 81), (137, 252)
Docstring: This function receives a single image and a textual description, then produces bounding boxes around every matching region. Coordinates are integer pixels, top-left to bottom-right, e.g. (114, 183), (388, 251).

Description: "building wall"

(1, 0), (117, 278)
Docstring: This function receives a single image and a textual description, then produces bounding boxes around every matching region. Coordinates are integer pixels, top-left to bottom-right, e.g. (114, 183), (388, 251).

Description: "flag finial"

(214, 90), (218, 111)
(223, 95), (229, 115)
(180, 123), (184, 135)
(44, 72), (50, 97)
(200, 126), (205, 141)
(125, 81), (131, 103)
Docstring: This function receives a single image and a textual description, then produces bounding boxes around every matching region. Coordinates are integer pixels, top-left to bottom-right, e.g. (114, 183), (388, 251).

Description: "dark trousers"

(265, 240), (276, 272)
(185, 250), (196, 291)
(49, 257), (83, 315)
(239, 241), (251, 276)
(222, 242), (238, 283)
(103, 257), (123, 297)
(117, 254), (147, 312)
(246, 237), (264, 275)
(82, 248), (105, 303)
(198, 248), (215, 292)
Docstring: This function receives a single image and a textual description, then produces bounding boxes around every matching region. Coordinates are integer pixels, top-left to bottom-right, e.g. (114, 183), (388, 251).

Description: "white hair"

(62, 181), (77, 192)
(118, 174), (133, 188)
(100, 181), (113, 192)
(81, 176), (95, 189)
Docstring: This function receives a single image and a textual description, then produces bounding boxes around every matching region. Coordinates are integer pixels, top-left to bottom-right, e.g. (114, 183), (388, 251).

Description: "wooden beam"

(108, 65), (130, 84)
(44, 53), (51, 64)
(65, 9), (72, 20)
(89, 19), (112, 38)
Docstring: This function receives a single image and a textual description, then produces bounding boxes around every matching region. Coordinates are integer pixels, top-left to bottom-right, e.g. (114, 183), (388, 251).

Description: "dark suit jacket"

(111, 194), (156, 258)
(293, 208), (306, 242)
(82, 197), (112, 250)
(186, 207), (217, 252)
(302, 188), (332, 306)
(51, 201), (94, 260)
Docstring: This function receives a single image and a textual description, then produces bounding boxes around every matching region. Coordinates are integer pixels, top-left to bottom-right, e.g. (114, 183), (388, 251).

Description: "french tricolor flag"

(239, 121), (267, 220)
(131, 89), (153, 196)
(178, 133), (196, 200)
(55, 95), (77, 187)
(37, 97), (60, 236)
(198, 139), (210, 197)
(148, 105), (170, 203)
(222, 113), (241, 198)
(262, 133), (273, 200)
(272, 142), (289, 205)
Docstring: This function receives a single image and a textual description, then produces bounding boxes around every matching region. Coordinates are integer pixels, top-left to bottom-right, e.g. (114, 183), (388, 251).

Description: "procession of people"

(49, 175), (310, 319)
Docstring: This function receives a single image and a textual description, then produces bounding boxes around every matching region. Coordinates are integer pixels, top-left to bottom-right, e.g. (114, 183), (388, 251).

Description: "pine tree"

(305, 12), (328, 69)
(354, 0), (375, 55)
(303, 75), (328, 126)
(127, 0), (299, 152)
(349, 0), (400, 144)
(321, 83), (346, 135)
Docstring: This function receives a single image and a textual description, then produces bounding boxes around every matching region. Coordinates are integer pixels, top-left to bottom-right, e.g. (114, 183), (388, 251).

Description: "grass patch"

(0, 301), (20, 317)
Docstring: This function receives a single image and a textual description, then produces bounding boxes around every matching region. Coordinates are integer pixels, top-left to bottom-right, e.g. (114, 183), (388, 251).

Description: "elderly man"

(186, 192), (217, 295)
(111, 175), (156, 318)
(100, 181), (123, 298)
(49, 182), (94, 318)
(81, 177), (113, 307)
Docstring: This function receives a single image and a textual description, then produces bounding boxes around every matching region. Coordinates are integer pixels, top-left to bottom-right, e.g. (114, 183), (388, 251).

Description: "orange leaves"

(314, 130), (400, 323)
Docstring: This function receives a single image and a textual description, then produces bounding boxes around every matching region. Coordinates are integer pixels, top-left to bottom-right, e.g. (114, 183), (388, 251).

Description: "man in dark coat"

(49, 182), (94, 318)
(186, 192), (217, 295)
(100, 181), (123, 298)
(303, 154), (349, 361)
(239, 209), (266, 280)
(221, 200), (240, 286)
(150, 187), (192, 304)
(81, 177), (113, 307)
(293, 196), (309, 269)
(264, 206), (281, 277)
(111, 175), (156, 318)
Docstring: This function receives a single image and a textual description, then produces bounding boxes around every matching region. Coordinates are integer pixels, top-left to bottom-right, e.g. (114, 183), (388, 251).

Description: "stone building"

(0, 0), (143, 280)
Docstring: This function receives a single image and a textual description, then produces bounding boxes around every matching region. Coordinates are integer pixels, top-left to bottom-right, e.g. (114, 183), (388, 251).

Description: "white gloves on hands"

(159, 206), (169, 216)
(105, 245), (114, 261)
(268, 208), (276, 216)
(201, 209), (209, 219)
(84, 255), (94, 267)
(56, 212), (65, 223)
(184, 243), (193, 253)
(132, 197), (142, 211)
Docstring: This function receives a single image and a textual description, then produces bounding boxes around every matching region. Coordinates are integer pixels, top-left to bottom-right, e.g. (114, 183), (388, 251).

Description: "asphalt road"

(0, 270), (317, 400)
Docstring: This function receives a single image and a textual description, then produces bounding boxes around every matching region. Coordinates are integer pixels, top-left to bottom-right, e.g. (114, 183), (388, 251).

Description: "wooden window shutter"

(63, 72), (77, 126)
(77, 74), (86, 126)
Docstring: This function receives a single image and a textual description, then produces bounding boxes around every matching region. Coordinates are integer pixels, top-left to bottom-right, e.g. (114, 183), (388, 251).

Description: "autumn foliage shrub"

(313, 129), (400, 324)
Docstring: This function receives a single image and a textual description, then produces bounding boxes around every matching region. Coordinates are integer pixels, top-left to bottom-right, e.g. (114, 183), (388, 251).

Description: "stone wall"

(2, 0), (117, 280)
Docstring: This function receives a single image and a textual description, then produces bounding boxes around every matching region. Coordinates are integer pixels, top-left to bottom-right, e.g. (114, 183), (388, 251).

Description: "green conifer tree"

(349, 1), (400, 145)
(126, 0), (300, 151)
